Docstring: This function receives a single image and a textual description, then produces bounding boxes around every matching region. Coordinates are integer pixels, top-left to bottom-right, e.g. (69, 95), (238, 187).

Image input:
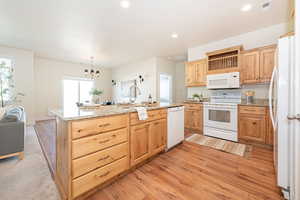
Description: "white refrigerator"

(269, 35), (295, 199)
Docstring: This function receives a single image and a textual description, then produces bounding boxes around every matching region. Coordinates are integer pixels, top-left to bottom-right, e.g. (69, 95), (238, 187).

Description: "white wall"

(112, 58), (157, 103)
(34, 57), (112, 119)
(187, 23), (288, 100)
(156, 57), (176, 103)
(188, 23), (287, 61)
(0, 46), (35, 124)
(174, 62), (186, 103)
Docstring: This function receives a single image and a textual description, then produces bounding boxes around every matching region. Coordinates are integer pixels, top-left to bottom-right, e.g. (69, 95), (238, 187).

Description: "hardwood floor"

(34, 120), (282, 200)
(88, 142), (283, 200)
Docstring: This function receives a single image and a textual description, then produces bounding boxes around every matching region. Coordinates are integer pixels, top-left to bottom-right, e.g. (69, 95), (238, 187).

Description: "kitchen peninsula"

(47, 103), (182, 200)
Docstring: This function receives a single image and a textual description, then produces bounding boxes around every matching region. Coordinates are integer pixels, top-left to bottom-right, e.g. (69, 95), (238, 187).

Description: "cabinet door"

(149, 119), (167, 155)
(185, 62), (196, 86)
(259, 47), (276, 82)
(195, 59), (207, 86)
(130, 123), (150, 166)
(239, 114), (266, 143)
(184, 109), (203, 132)
(184, 109), (193, 129)
(241, 51), (260, 84)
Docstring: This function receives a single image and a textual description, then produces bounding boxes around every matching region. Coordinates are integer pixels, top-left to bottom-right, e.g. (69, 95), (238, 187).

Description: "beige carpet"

(186, 134), (251, 157)
(0, 127), (60, 200)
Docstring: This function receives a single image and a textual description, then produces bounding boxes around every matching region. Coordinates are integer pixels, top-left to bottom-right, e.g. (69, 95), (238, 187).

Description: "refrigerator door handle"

(269, 65), (278, 130)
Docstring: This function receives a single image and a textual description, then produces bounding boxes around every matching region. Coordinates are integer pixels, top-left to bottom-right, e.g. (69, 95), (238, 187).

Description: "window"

(63, 78), (94, 111)
(0, 58), (14, 106)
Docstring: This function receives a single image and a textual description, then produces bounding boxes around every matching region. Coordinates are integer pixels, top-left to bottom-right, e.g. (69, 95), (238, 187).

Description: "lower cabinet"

(184, 103), (203, 134)
(238, 105), (273, 146)
(239, 114), (266, 143)
(149, 119), (167, 155)
(130, 123), (151, 166)
(130, 117), (167, 166)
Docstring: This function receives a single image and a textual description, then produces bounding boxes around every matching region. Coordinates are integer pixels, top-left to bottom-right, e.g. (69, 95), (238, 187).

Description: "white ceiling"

(0, 0), (288, 67)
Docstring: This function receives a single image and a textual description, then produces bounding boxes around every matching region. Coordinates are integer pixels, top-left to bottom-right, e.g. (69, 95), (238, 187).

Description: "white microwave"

(207, 72), (240, 89)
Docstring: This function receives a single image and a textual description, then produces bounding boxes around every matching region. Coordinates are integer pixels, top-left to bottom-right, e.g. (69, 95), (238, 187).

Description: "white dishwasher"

(167, 106), (184, 150)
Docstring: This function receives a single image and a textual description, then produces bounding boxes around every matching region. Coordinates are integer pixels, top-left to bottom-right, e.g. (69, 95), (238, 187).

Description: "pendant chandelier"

(84, 57), (101, 80)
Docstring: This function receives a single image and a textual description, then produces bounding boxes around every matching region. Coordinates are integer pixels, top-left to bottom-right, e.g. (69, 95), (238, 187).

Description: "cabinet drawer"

(72, 142), (128, 178)
(72, 114), (129, 139)
(72, 128), (128, 159)
(184, 103), (202, 110)
(72, 156), (129, 198)
(130, 109), (167, 125)
(239, 106), (266, 115)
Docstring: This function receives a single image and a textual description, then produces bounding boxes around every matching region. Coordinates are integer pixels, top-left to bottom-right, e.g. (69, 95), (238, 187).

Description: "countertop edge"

(51, 104), (184, 121)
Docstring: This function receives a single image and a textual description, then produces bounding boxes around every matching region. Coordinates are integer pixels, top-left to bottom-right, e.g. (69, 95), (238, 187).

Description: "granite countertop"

(239, 99), (269, 107)
(183, 99), (269, 107)
(51, 103), (184, 121)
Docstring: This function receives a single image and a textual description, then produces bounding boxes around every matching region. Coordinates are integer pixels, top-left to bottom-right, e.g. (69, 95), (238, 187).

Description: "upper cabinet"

(206, 46), (242, 75)
(241, 45), (276, 84)
(185, 58), (207, 87)
(241, 51), (260, 84)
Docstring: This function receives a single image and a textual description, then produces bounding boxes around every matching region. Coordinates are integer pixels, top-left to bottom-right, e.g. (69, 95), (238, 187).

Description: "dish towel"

(135, 107), (148, 120)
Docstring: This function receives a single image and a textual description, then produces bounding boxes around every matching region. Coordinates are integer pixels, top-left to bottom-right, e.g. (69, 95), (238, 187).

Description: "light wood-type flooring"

(88, 142), (283, 200)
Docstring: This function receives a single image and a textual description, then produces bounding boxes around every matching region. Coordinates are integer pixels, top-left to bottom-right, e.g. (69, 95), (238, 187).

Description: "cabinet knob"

(252, 122), (257, 125)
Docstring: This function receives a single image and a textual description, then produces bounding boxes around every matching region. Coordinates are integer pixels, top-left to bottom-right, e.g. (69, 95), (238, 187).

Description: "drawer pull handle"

(78, 129), (82, 133)
(252, 122), (257, 125)
(99, 123), (111, 128)
(98, 139), (110, 144)
(95, 171), (110, 178)
(98, 155), (110, 161)
(154, 122), (160, 125)
(244, 109), (255, 112)
(135, 125), (150, 131)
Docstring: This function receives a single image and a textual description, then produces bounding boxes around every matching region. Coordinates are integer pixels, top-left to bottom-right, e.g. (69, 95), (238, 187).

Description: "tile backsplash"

(187, 83), (270, 99)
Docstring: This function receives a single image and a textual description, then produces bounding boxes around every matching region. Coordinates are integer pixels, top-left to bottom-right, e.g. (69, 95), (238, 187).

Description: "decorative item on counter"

(245, 90), (255, 104)
(192, 93), (203, 102)
(148, 94), (153, 104)
(90, 88), (103, 104)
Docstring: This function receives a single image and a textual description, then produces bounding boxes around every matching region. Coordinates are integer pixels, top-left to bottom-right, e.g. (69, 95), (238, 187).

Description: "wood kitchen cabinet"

(130, 109), (167, 166)
(238, 105), (274, 146)
(241, 45), (276, 84)
(149, 119), (167, 155)
(185, 59), (207, 87)
(241, 51), (260, 84)
(184, 103), (203, 134)
(130, 123), (151, 166)
(206, 45), (242, 75)
(239, 114), (266, 143)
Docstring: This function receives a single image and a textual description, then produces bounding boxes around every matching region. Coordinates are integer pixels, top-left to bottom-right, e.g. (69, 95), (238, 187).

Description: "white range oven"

(204, 103), (238, 141)
(203, 91), (241, 142)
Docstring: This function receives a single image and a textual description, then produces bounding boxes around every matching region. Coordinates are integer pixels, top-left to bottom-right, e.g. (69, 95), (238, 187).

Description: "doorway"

(159, 74), (172, 103)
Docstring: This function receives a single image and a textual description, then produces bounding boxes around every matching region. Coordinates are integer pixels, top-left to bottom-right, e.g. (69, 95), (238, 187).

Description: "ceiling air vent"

(262, 1), (272, 10)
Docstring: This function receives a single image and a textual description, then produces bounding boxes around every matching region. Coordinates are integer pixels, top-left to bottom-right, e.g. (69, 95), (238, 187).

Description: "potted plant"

(0, 61), (25, 108)
(192, 93), (203, 102)
(90, 89), (103, 104)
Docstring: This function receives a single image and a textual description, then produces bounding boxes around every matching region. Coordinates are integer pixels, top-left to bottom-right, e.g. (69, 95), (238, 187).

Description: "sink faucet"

(129, 80), (141, 103)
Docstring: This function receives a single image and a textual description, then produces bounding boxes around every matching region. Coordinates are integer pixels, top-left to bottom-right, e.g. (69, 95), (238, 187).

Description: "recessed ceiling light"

(241, 4), (252, 12)
(171, 33), (178, 39)
(120, 0), (130, 8)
